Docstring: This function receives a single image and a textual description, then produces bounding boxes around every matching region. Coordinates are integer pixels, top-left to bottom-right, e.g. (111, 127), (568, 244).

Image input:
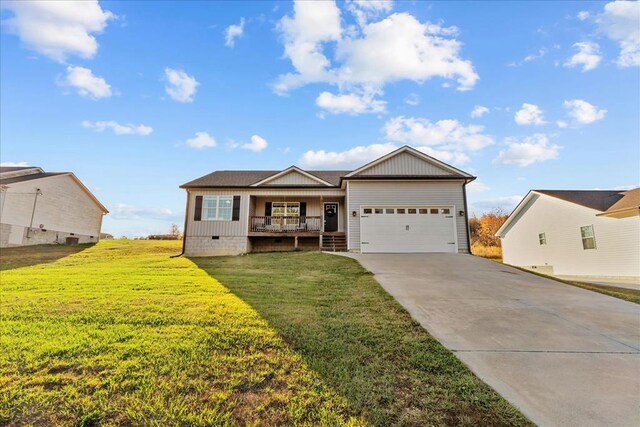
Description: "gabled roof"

(596, 188), (640, 217)
(180, 170), (349, 188)
(0, 166), (40, 173)
(250, 166), (334, 187)
(496, 188), (638, 237)
(344, 145), (474, 179)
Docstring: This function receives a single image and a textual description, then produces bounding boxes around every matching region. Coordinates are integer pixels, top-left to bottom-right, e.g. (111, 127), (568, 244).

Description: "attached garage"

(360, 206), (458, 253)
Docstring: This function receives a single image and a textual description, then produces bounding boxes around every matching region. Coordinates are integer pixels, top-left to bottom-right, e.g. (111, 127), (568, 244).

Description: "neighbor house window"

(580, 225), (596, 250)
(203, 196), (233, 220)
(538, 232), (546, 245)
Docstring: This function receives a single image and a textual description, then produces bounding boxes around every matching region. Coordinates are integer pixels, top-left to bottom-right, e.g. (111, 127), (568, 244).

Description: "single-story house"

(0, 166), (108, 247)
(496, 188), (640, 280)
(179, 146), (476, 256)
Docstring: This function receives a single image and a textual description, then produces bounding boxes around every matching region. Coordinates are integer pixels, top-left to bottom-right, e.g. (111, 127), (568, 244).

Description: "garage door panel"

(361, 206), (456, 253)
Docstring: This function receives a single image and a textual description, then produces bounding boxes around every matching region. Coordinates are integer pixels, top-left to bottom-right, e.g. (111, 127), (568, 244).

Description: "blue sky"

(1, 0), (639, 237)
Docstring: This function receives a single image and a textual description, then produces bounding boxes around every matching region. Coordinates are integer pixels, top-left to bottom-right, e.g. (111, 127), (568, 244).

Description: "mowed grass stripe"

(1, 241), (360, 426)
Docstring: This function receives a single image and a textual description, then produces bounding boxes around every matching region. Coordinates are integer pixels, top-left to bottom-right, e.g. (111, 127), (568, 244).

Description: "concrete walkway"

(338, 253), (640, 427)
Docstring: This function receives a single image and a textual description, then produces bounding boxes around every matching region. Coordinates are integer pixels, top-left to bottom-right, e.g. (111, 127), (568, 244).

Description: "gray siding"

(356, 152), (455, 176)
(254, 196), (345, 232)
(347, 180), (469, 253)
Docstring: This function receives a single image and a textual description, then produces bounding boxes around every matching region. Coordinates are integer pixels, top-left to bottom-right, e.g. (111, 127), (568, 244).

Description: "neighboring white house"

(179, 146), (476, 256)
(0, 166), (108, 247)
(496, 189), (640, 280)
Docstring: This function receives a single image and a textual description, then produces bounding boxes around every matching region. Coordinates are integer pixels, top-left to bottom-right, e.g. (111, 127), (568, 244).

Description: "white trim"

(323, 201), (340, 232)
(250, 166), (333, 187)
(344, 145), (473, 178)
(346, 181), (350, 249)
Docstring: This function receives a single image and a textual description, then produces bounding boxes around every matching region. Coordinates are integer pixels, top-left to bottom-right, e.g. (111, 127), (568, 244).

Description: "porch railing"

(250, 216), (322, 233)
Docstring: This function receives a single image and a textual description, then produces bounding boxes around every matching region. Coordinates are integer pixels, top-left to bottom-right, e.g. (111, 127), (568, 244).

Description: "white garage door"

(360, 206), (457, 253)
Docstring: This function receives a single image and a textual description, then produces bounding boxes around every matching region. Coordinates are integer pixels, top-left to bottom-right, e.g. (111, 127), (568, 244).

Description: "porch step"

(321, 234), (347, 252)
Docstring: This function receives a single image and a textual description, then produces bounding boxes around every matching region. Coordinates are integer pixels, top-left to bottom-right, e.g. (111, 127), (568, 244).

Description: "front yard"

(1, 241), (528, 426)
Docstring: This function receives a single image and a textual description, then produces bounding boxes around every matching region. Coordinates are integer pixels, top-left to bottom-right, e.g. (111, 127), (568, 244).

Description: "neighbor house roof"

(496, 188), (640, 237)
(0, 166), (38, 173)
(534, 190), (626, 212)
(0, 172), (66, 185)
(181, 170), (350, 188)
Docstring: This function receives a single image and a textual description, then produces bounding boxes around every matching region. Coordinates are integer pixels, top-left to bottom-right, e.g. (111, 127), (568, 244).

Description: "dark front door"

(324, 203), (338, 232)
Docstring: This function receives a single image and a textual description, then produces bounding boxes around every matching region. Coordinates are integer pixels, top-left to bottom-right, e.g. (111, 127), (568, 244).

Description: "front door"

(324, 203), (339, 232)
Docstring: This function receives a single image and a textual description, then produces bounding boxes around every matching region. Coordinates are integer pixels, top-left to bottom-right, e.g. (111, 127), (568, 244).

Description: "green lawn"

(1, 241), (529, 426)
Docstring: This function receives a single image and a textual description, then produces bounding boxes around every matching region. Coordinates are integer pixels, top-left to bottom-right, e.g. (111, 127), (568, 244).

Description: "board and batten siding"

(347, 180), (469, 253)
(1, 174), (104, 238)
(355, 152), (456, 176)
(501, 194), (640, 278)
(260, 171), (328, 186)
(253, 196), (345, 232)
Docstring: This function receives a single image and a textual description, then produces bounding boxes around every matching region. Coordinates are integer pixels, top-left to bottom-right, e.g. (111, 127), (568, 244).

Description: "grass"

(0, 243), (94, 270)
(0, 241), (529, 426)
(470, 242), (502, 260)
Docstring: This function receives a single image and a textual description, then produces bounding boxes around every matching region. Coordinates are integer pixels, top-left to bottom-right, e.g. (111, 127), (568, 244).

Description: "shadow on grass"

(0, 243), (95, 271)
(190, 252), (530, 427)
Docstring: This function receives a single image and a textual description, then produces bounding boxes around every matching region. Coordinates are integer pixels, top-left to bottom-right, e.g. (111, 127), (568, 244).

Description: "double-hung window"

(202, 196), (233, 221)
(538, 232), (546, 245)
(580, 225), (596, 250)
(272, 202), (299, 225)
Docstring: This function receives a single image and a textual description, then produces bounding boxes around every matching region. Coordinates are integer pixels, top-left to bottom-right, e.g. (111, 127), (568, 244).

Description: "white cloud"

(60, 66), (112, 99)
(300, 143), (397, 168)
(564, 42), (601, 71)
(241, 135), (268, 152)
(384, 116), (494, 152)
(346, 0), (393, 27)
(275, 2), (478, 96)
(1, 0), (114, 62)
(472, 195), (523, 211)
(109, 204), (180, 221)
(507, 48), (547, 67)
(185, 132), (216, 149)
(82, 120), (152, 136)
(316, 91), (386, 114)
(467, 180), (490, 193)
(493, 134), (560, 167)
(164, 68), (198, 103)
(577, 11), (590, 21)
(414, 146), (471, 165)
(596, 1), (640, 67)
(404, 93), (420, 106)
(225, 18), (245, 47)
(563, 99), (607, 124)
(514, 103), (546, 125)
(470, 105), (489, 118)
(0, 161), (28, 167)
(556, 120), (568, 128)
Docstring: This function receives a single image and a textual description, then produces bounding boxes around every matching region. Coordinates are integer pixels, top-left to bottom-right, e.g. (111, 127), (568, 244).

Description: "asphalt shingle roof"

(180, 170), (350, 188)
(535, 189), (629, 212)
(0, 172), (66, 185)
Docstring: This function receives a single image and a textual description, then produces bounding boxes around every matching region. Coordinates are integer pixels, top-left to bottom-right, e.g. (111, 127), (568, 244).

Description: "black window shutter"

(300, 202), (306, 223)
(265, 202), (272, 216)
(232, 196), (241, 221)
(194, 196), (203, 221)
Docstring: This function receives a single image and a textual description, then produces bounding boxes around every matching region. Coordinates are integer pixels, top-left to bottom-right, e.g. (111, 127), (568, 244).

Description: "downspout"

(462, 181), (472, 254)
(171, 189), (190, 258)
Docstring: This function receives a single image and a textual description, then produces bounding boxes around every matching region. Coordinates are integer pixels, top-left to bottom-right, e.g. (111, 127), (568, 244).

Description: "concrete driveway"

(340, 253), (640, 427)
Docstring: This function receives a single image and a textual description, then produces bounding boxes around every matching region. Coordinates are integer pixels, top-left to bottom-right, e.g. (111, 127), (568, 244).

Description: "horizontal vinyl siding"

(357, 152), (455, 176)
(347, 181), (468, 252)
(501, 195), (640, 278)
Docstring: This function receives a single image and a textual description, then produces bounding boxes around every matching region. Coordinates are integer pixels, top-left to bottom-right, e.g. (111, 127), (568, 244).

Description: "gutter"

(170, 189), (190, 258)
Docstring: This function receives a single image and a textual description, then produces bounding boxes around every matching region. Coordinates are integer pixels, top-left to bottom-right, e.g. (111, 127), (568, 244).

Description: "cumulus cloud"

(384, 116), (494, 152)
(596, 1), (640, 67)
(185, 132), (216, 149)
(466, 180), (490, 193)
(59, 66), (112, 99)
(564, 42), (601, 71)
(0, 161), (28, 167)
(316, 91), (386, 114)
(346, 0), (394, 27)
(275, 1), (478, 100)
(225, 18), (245, 47)
(300, 143), (397, 168)
(493, 134), (560, 167)
(563, 99), (607, 124)
(514, 103), (546, 125)
(241, 135), (269, 152)
(82, 120), (152, 135)
(164, 68), (198, 103)
(577, 11), (590, 21)
(1, 0), (114, 62)
(470, 105), (489, 118)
